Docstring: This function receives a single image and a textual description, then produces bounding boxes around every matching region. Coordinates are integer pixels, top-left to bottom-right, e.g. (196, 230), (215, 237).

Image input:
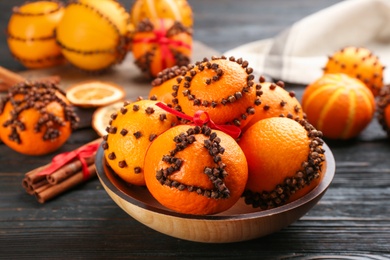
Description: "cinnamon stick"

(35, 164), (96, 203)
(46, 156), (95, 185)
(0, 66), (60, 92)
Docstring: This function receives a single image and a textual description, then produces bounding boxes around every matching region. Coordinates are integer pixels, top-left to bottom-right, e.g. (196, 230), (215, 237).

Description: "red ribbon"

(133, 19), (192, 69)
(156, 102), (241, 139)
(37, 142), (100, 180)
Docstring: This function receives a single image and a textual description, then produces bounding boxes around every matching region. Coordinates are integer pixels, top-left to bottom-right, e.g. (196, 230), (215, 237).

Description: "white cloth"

(224, 0), (390, 85)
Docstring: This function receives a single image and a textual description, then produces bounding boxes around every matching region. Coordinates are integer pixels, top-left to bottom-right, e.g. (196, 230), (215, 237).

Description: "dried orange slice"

(66, 81), (126, 108)
(92, 101), (124, 136)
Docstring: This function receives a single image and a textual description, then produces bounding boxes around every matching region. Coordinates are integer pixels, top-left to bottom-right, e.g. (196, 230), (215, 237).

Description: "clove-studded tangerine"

(377, 84), (390, 138)
(132, 18), (192, 78)
(324, 46), (385, 96)
(239, 117), (325, 210)
(55, 0), (130, 72)
(7, 0), (65, 69)
(174, 56), (262, 129)
(130, 0), (193, 28)
(242, 77), (304, 132)
(0, 81), (79, 156)
(144, 124), (248, 215)
(148, 65), (189, 105)
(102, 98), (179, 186)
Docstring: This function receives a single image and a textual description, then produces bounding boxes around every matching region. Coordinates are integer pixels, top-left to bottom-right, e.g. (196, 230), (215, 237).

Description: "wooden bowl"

(95, 143), (335, 243)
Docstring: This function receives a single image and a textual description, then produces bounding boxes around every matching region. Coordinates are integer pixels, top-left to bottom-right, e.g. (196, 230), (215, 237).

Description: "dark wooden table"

(2, 0), (390, 258)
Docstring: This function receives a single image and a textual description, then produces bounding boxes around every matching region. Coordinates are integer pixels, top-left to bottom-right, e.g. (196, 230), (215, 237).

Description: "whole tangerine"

(174, 56), (262, 129)
(0, 81), (79, 156)
(102, 98), (179, 186)
(56, 0), (130, 72)
(377, 84), (390, 137)
(7, 1), (65, 68)
(132, 18), (192, 78)
(130, 0), (193, 28)
(148, 65), (189, 105)
(239, 117), (325, 210)
(144, 124), (248, 215)
(243, 77), (304, 132)
(302, 73), (376, 140)
(324, 46), (385, 96)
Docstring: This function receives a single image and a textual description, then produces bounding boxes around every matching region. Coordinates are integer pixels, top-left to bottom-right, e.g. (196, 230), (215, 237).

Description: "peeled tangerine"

(144, 124), (248, 215)
(324, 46), (385, 96)
(302, 73), (376, 140)
(239, 117), (325, 210)
(130, 0), (193, 28)
(0, 81), (79, 156)
(132, 18), (192, 78)
(56, 0), (130, 72)
(174, 56), (262, 129)
(102, 99), (179, 186)
(7, 1), (65, 68)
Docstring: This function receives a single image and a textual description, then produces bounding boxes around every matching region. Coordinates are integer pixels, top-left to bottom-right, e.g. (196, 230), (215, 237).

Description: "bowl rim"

(96, 142), (335, 221)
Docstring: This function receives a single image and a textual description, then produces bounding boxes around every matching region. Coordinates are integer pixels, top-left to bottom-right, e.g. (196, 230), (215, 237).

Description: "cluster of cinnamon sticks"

(22, 140), (101, 203)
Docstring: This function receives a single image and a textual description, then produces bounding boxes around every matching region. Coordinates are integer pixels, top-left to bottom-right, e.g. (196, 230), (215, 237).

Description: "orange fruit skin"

(7, 1), (65, 68)
(56, 0), (129, 72)
(103, 99), (179, 186)
(144, 125), (248, 215)
(130, 0), (193, 28)
(243, 82), (304, 132)
(324, 46), (384, 96)
(0, 92), (73, 156)
(132, 18), (192, 78)
(377, 85), (390, 137)
(302, 73), (376, 140)
(238, 117), (324, 209)
(175, 57), (260, 129)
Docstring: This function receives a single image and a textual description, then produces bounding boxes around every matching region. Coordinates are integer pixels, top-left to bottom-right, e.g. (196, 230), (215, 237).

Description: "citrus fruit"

(324, 46), (385, 96)
(148, 65), (189, 104)
(130, 0), (193, 28)
(144, 124), (248, 215)
(132, 18), (192, 78)
(92, 101), (124, 136)
(174, 56), (261, 129)
(66, 80), (126, 108)
(238, 117), (325, 210)
(0, 81), (79, 156)
(56, 0), (130, 72)
(377, 84), (390, 137)
(243, 77), (304, 132)
(102, 99), (179, 186)
(7, 1), (65, 68)
(301, 73), (376, 140)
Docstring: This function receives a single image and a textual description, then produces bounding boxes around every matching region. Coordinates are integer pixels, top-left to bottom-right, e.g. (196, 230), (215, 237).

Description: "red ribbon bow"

(133, 19), (192, 69)
(37, 142), (100, 180)
(156, 102), (241, 139)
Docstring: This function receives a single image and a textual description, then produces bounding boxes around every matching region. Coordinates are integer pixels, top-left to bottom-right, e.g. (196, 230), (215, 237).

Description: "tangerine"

(238, 117), (325, 210)
(324, 46), (385, 96)
(243, 78), (304, 132)
(132, 18), (192, 78)
(7, 1), (65, 68)
(377, 84), (390, 137)
(175, 56), (261, 129)
(102, 99), (179, 186)
(148, 65), (189, 105)
(56, 0), (130, 72)
(302, 73), (376, 140)
(0, 81), (79, 156)
(144, 124), (248, 215)
(130, 0), (193, 28)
